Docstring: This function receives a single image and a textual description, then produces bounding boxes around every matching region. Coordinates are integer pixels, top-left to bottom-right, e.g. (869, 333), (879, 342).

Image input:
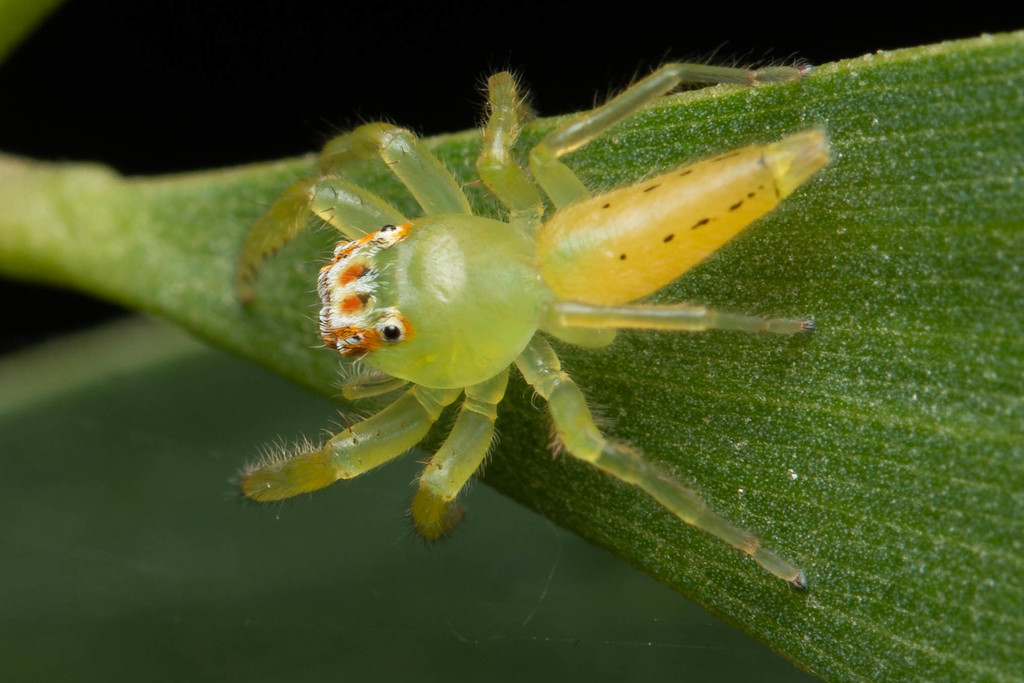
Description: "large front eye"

(377, 312), (409, 343)
(379, 224), (396, 233)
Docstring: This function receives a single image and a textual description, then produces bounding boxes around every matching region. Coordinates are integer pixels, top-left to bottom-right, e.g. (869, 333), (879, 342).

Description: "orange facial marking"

(336, 232), (378, 261)
(324, 326), (382, 357)
(340, 295), (365, 314)
(339, 263), (367, 285)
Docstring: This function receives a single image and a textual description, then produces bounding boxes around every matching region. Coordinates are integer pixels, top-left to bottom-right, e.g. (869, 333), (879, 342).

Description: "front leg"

(320, 122), (471, 215)
(514, 335), (807, 588)
(239, 385), (460, 502)
(239, 120), (471, 302)
(237, 175), (407, 301)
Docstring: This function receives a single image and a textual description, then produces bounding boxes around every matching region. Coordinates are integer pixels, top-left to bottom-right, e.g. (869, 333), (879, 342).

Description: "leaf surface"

(1, 33), (1022, 680)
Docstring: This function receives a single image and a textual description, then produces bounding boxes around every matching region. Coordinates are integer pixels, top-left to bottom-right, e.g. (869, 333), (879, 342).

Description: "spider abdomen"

(537, 129), (828, 305)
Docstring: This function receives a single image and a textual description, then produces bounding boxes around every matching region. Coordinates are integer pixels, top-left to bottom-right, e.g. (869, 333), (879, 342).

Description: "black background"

(1, 0), (1019, 352)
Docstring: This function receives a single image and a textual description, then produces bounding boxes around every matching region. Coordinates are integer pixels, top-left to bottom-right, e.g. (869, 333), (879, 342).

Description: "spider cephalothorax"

(238, 64), (827, 588)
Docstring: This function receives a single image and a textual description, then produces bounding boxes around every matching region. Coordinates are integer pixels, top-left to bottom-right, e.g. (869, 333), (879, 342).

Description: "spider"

(236, 64), (828, 589)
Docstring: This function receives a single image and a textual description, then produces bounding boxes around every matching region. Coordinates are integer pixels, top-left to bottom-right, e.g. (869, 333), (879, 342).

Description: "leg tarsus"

(752, 64), (812, 82)
(410, 489), (466, 541)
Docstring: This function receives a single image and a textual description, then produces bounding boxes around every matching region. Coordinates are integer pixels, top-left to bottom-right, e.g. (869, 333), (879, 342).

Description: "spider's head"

(317, 214), (547, 388)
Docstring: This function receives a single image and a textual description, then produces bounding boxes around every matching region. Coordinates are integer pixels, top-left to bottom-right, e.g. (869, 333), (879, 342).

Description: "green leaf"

(1, 32), (1022, 680)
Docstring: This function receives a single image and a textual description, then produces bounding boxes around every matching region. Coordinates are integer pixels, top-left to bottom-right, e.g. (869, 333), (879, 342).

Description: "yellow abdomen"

(537, 129), (829, 305)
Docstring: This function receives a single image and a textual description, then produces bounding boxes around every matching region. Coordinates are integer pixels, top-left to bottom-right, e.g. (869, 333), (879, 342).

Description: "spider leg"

(237, 175), (407, 301)
(319, 122), (471, 215)
(411, 369), (509, 539)
(543, 300), (814, 336)
(239, 386), (460, 502)
(308, 177), (407, 238)
(340, 370), (410, 401)
(476, 72), (544, 226)
(240, 119), (476, 301)
(530, 62), (807, 209)
(514, 335), (807, 588)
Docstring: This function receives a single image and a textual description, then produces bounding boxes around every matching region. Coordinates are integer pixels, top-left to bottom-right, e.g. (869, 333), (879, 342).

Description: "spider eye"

(377, 311), (409, 343)
(379, 224), (396, 232)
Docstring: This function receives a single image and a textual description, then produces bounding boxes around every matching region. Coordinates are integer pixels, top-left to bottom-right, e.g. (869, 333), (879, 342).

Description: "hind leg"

(530, 62), (808, 208)
(514, 335), (806, 588)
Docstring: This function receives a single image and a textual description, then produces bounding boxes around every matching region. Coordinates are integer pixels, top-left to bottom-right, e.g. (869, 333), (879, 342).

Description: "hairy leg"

(476, 72), (543, 225)
(411, 370), (509, 539)
(237, 175), (407, 301)
(514, 335), (806, 588)
(239, 386), (459, 502)
(320, 122), (471, 215)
